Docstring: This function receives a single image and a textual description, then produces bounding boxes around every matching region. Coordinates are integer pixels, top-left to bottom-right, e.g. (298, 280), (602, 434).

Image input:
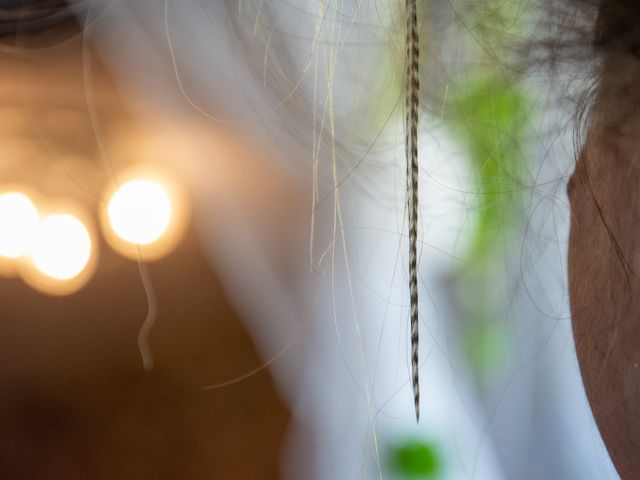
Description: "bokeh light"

(21, 209), (97, 296)
(0, 191), (39, 259)
(30, 214), (92, 280)
(100, 168), (188, 261)
(107, 179), (172, 245)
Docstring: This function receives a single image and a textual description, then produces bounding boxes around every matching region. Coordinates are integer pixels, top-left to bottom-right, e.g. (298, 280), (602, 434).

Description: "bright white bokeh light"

(30, 214), (92, 280)
(0, 192), (39, 258)
(107, 179), (172, 245)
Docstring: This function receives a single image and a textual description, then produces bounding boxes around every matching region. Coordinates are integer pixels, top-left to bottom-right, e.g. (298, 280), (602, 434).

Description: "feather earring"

(405, 0), (420, 423)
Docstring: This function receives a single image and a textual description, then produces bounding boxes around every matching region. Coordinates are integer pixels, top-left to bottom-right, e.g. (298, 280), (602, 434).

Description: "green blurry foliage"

(449, 75), (530, 263)
(463, 313), (510, 381)
(388, 438), (443, 479)
(447, 74), (532, 381)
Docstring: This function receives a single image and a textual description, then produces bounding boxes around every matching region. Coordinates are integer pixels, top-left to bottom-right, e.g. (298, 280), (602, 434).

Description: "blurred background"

(0, 0), (622, 479)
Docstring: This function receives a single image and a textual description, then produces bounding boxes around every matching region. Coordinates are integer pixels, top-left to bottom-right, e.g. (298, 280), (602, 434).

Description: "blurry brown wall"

(0, 229), (290, 479)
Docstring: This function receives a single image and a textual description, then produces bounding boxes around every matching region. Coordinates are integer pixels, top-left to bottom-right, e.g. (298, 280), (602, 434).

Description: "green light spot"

(389, 439), (442, 478)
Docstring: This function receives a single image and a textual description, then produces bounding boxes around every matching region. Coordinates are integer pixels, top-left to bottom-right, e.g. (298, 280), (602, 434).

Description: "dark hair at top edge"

(0, 0), (75, 35)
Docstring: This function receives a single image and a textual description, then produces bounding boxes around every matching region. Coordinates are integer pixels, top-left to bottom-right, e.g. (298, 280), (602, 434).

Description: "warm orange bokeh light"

(0, 191), (39, 259)
(30, 214), (92, 280)
(100, 167), (188, 261)
(20, 208), (97, 296)
(107, 179), (173, 246)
